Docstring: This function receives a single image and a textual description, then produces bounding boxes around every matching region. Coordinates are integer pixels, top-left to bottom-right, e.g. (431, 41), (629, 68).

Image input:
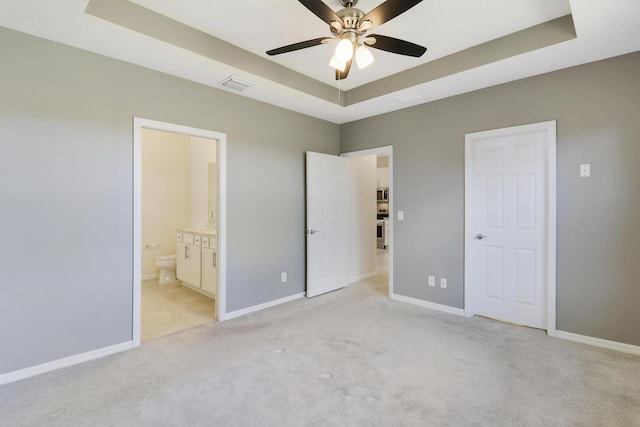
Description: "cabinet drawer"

(182, 233), (194, 244)
(201, 236), (210, 247)
(194, 235), (202, 246)
(176, 232), (183, 243)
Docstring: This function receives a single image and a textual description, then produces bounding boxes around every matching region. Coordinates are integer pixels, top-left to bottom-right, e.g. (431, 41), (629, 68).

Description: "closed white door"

(306, 152), (348, 298)
(467, 123), (554, 329)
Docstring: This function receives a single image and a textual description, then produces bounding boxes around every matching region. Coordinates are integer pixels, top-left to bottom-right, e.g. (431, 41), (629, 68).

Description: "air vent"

(219, 76), (253, 92)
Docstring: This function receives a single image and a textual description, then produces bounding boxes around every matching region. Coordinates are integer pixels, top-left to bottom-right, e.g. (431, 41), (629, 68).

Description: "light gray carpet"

(1, 272), (639, 426)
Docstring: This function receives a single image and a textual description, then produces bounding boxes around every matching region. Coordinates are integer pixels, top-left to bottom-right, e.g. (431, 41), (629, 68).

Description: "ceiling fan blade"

(298, 0), (342, 25)
(266, 37), (328, 56)
(361, 0), (423, 30)
(366, 34), (427, 57)
(335, 59), (352, 80)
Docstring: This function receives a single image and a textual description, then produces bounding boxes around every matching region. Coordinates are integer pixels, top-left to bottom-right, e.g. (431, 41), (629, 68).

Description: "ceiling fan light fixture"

(265, 0), (427, 80)
(335, 38), (354, 62)
(355, 45), (374, 69)
(329, 54), (347, 72)
(358, 20), (373, 32)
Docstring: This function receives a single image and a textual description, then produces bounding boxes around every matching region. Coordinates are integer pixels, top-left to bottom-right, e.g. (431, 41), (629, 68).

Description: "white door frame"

(132, 118), (228, 347)
(464, 121), (556, 335)
(341, 145), (394, 298)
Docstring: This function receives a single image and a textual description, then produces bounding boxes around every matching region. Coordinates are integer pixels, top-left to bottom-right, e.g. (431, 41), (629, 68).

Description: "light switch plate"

(398, 211), (404, 221)
(580, 164), (591, 177)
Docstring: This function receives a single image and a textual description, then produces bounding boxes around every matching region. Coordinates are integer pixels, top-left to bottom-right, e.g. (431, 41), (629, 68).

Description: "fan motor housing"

(335, 8), (364, 32)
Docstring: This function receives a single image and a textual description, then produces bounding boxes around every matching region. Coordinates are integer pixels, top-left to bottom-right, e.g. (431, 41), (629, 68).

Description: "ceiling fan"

(266, 0), (427, 80)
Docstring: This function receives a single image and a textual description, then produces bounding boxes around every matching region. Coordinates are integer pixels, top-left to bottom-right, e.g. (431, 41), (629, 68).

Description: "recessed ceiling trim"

(85, 1), (576, 110)
(84, 0), (345, 106)
(346, 14), (577, 106)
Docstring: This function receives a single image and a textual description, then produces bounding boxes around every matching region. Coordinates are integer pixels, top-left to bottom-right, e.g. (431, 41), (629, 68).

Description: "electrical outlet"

(428, 276), (435, 287)
(281, 272), (287, 283)
(580, 164), (591, 177)
(440, 278), (447, 289)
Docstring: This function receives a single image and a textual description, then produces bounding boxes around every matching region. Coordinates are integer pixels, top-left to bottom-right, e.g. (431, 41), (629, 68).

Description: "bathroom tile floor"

(141, 279), (215, 342)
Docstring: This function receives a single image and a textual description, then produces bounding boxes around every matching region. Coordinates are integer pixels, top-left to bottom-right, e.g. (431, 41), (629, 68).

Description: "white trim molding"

(464, 121), (557, 333)
(391, 293), (466, 316)
(0, 342), (133, 386)
(551, 330), (640, 356)
(221, 293), (305, 321)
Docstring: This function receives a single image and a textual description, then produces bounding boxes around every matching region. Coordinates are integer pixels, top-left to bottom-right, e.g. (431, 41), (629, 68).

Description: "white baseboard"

(0, 341), (133, 386)
(141, 273), (159, 281)
(220, 292), (305, 321)
(391, 293), (465, 316)
(348, 270), (377, 285)
(552, 330), (640, 356)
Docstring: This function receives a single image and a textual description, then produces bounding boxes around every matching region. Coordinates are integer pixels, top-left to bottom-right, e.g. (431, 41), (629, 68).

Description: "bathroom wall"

(141, 130), (217, 277)
(141, 129), (191, 277)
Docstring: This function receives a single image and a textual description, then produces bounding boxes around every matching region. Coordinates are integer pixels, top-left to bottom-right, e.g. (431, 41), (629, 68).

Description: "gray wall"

(0, 28), (339, 374)
(341, 51), (640, 346)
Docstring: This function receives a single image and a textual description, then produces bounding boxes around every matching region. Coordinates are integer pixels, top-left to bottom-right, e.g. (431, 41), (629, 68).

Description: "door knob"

(475, 234), (486, 240)
(307, 229), (318, 235)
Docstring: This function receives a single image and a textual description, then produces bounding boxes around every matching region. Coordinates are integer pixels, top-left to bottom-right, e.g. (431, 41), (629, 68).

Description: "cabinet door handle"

(213, 252), (217, 268)
(185, 245), (189, 259)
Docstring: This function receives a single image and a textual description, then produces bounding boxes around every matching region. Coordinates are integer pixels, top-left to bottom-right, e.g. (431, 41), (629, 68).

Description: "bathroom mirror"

(208, 162), (218, 231)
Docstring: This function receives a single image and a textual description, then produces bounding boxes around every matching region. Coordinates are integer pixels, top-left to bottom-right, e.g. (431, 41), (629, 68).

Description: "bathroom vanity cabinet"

(176, 229), (216, 299)
(201, 247), (217, 295)
(176, 242), (201, 287)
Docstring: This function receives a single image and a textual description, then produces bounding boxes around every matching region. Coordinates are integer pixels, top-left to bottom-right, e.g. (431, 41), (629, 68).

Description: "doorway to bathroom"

(133, 118), (227, 346)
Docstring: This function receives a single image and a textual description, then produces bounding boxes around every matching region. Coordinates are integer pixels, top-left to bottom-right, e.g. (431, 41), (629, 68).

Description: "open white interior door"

(306, 152), (348, 298)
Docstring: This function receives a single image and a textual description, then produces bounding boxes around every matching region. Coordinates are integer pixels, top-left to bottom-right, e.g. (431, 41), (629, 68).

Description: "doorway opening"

(375, 154), (391, 295)
(133, 118), (227, 346)
(342, 146), (394, 298)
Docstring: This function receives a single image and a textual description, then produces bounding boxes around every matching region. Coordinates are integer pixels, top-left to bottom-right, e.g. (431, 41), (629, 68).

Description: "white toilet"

(155, 255), (177, 284)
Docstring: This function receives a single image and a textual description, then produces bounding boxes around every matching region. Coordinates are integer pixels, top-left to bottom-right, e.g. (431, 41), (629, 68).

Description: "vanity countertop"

(177, 227), (216, 236)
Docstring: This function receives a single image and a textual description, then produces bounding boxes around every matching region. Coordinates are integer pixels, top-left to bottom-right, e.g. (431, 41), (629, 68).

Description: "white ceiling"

(1, 0), (639, 124)
(129, 0), (571, 90)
